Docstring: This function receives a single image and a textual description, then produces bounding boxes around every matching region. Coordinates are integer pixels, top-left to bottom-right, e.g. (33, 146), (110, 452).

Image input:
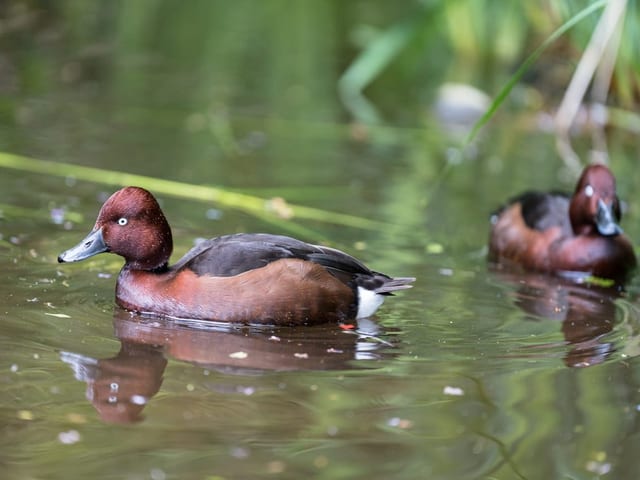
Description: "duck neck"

(124, 225), (173, 271)
(569, 195), (595, 236)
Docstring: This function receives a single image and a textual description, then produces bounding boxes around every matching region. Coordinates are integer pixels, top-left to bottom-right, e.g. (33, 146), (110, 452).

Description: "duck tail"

(374, 276), (415, 294)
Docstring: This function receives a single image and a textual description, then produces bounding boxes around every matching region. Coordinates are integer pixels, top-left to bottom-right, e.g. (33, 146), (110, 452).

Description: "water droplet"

(229, 446), (250, 459)
(150, 468), (166, 480)
(58, 430), (81, 444)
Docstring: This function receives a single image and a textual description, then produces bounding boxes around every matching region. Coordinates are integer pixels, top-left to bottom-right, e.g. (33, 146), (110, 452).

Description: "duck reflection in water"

(60, 308), (396, 424)
(491, 269), (626, 368)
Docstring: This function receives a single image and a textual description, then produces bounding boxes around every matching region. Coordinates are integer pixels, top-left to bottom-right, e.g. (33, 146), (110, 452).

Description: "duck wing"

(496, 191), (572, 233)
(172, 233), (320, 276)
(172, 233), (414, 293)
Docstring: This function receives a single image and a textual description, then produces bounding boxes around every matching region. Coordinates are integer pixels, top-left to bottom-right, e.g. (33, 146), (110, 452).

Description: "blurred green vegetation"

(1, 0), (638, 128)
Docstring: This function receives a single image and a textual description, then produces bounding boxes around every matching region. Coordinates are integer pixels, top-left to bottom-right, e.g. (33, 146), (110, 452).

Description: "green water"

(2, 2), (640, 479)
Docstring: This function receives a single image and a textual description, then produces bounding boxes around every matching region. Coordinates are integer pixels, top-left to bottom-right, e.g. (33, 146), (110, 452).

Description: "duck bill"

(58, 228), (109, 263)
(595, 198), (622, 236)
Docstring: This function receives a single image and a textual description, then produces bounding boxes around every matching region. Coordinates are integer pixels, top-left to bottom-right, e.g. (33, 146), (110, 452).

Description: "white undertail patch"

(356, 287), (385, 319)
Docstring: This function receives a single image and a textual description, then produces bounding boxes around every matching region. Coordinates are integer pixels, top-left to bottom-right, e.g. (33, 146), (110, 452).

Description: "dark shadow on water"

(489, 267), (626, 368)
(60, 308), (397, 424)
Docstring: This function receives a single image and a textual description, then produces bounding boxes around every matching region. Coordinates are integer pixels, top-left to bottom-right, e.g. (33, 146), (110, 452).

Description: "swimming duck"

(58, 187), (414, 324)
(488, 164), (636, 282)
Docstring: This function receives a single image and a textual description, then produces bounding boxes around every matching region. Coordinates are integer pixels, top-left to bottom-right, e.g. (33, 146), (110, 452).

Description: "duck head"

(569, 164), (623, 237)
(58, 187), (173, 271)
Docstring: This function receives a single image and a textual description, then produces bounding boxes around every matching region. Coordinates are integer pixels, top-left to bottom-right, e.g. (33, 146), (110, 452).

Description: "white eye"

(117, 218), (128, 226)
(585, 185), (594, 197)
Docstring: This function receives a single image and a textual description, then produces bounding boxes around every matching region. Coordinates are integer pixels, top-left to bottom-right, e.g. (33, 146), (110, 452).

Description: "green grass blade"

(339, 17), (421, 124)
(463, 0), (608, 147)
(0, 152), (386, 230)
